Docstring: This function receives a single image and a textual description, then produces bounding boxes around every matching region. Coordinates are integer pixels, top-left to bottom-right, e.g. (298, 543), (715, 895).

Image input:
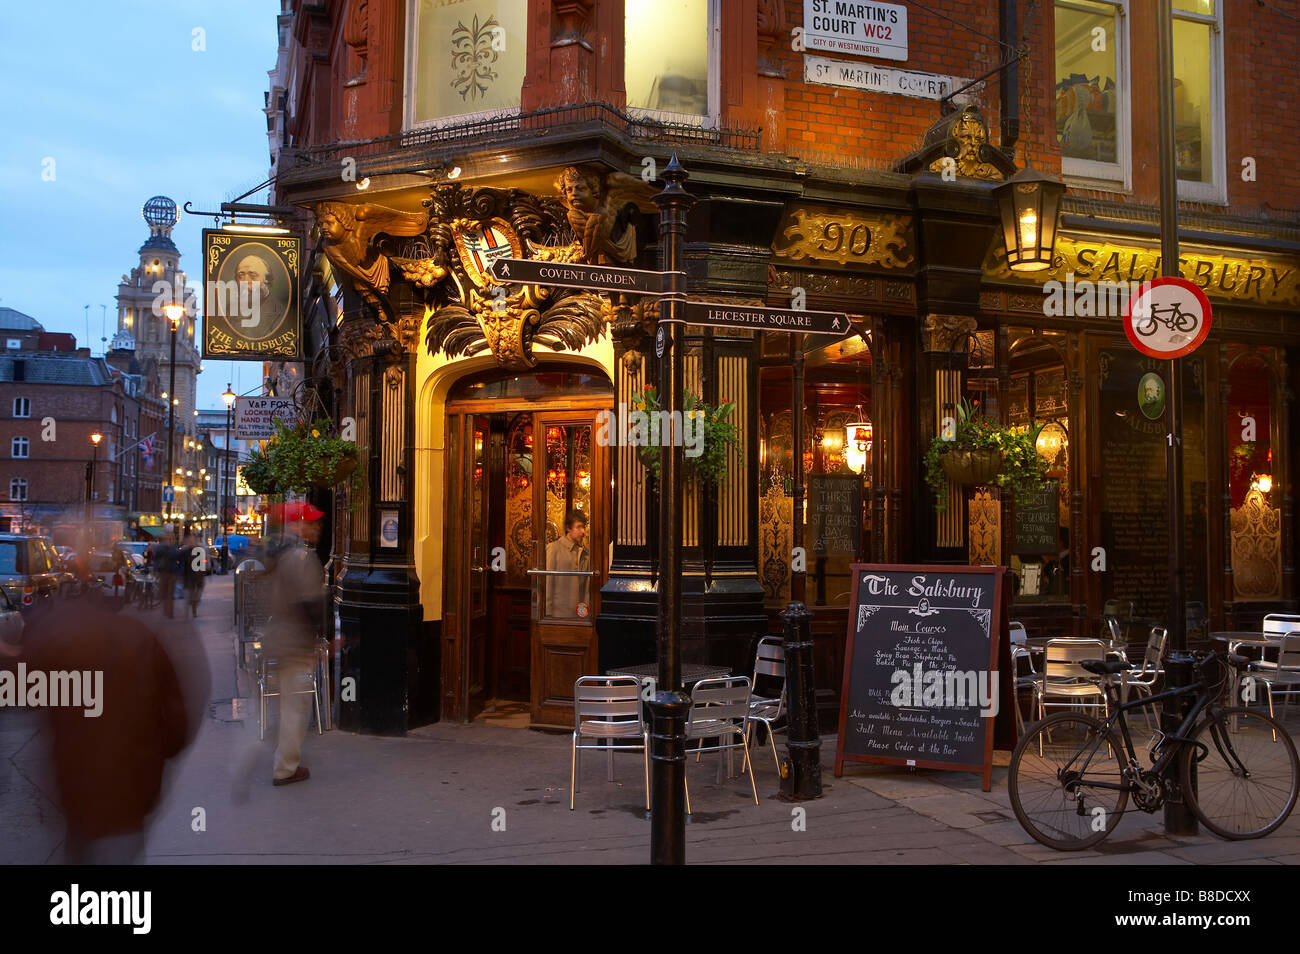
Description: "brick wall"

(285, 0), (1300, 217)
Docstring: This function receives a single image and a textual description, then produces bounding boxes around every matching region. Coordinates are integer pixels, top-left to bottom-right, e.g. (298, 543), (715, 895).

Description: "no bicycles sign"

(1123, 276), (1213, 359)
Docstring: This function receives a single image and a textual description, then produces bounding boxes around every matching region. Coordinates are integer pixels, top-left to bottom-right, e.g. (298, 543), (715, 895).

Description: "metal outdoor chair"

(1121, 626), (1167, 731)
(569, 676), (649, 811)
(1241, 634), (1300, 741)
(745, 637), (787, 775)
(256, 648), (325, 742)
(1101, 599), (1134, 652)
(1009, 621), (1036, 733)
(1035, 637), (1111, 723)
(685, 676), (759, 813)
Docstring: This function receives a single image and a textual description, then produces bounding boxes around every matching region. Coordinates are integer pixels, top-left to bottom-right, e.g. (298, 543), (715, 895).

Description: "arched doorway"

(443, 366), (614, 728)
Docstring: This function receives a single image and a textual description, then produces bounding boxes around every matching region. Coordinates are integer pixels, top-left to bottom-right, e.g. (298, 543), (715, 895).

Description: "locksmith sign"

(804, 0), (908, 62)
(235, 397), (299, 441)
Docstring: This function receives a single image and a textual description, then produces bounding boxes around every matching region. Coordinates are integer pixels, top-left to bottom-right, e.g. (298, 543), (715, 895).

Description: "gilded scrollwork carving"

(771, 207), (914, 269)
(923, 314), (978, 354)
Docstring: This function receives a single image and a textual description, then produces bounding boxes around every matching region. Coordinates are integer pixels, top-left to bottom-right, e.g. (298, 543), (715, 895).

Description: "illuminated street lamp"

(162, 301), (185, 527)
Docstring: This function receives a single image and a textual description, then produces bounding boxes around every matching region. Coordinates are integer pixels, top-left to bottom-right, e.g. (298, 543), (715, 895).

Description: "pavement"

(3, 575), (1300, 865)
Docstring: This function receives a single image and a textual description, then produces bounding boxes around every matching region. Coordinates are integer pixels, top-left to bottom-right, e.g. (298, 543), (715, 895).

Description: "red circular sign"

(1122, 276), (1213, 359)
(575, 601), (589, 618)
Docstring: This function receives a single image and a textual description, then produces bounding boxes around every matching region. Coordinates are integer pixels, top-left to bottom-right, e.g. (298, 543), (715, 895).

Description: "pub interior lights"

(1251, 473), (1273, 495)
(995, 167), (1066, 272)
(845, 420), (873, 475)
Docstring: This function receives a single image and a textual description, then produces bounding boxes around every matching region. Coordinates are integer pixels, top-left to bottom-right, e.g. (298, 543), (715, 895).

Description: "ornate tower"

(114, 196), (202, 470)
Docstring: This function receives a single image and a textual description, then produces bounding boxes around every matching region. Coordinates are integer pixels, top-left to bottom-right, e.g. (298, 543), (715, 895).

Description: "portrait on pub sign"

(202, 230), (301, 360)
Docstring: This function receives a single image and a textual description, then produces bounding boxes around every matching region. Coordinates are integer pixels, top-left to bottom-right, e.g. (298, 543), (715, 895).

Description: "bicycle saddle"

(1081, 659), (1129, 676)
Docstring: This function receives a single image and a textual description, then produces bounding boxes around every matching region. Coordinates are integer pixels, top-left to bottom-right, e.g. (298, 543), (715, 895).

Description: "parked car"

(0, 534), (68, 612)
(0, 586), (25, 661)
(38, 537), (78, 598)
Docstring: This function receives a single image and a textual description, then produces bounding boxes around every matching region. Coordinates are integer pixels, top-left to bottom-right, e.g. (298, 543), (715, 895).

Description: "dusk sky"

(0, 0), (282, 409)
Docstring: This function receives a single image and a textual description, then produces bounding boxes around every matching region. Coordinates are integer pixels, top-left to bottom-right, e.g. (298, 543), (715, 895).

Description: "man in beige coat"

(545, 510), (589, 618)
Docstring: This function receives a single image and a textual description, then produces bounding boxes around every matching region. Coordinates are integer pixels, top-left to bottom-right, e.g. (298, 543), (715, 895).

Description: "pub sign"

(203, 229), (302, 360)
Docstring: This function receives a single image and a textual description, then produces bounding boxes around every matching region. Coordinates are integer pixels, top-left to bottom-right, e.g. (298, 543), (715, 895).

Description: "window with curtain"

(1054, 0), (1129, 186)
(1173, 0), (1223, 200)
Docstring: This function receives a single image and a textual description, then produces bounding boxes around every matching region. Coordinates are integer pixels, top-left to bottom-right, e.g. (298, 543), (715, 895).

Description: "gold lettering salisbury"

(984, 234), (1300, 308)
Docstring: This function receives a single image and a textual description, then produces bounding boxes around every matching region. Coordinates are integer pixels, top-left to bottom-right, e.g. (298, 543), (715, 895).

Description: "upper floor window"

(626, 0), (718, 123)
(12, 398), (29, 418)
(1054, 0), (1129, 188)
(1174, 0), (1224, 202)
(406, 0), (526, 128)
(11, 437), (28, 459)
(9, 478), (27, 502)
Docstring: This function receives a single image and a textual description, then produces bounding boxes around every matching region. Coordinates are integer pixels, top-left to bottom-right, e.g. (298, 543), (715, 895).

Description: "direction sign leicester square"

(490, 258), (683, 295)
(679, 300), (852, 336)
(1122, 276), (1213, 359)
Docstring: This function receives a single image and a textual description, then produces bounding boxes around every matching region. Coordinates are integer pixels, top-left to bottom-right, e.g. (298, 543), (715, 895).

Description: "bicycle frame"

(1052, 674), (1233, 798)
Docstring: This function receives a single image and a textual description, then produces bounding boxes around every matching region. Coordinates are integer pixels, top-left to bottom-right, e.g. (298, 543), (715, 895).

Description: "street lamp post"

(162, 303), (184, 535)
(88, 431), (102, 550)
(222, 383), (236, 573)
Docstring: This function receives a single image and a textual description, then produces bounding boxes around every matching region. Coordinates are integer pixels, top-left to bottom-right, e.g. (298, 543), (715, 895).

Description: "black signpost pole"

(648, 156), (693, 865)
(1155, 0), (1197, 835)
(782, 334), (823, 799)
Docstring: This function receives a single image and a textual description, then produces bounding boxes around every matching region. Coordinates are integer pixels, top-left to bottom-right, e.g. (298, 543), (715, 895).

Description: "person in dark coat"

(21, 599), (209, 863)
(182, 530), (206, 617)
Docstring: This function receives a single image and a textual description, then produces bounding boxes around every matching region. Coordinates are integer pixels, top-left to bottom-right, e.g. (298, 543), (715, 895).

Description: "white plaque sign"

(804, 55), (960, 100)
(804, 0), (908, 61)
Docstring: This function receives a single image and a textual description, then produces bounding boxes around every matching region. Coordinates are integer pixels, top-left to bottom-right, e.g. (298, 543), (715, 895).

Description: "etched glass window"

(409, 0), (526, 126)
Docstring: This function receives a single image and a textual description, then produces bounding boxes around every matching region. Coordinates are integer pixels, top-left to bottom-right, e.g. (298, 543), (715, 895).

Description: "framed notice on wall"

(835, 564), (1012, 791)
(202, 229), (302, 360)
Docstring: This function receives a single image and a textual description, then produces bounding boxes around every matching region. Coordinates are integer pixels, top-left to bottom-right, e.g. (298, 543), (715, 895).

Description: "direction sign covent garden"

(490, 258), (682, 295)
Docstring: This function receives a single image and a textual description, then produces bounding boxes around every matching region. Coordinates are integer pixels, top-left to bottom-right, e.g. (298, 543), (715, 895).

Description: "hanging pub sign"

(202, 229), (302, 360)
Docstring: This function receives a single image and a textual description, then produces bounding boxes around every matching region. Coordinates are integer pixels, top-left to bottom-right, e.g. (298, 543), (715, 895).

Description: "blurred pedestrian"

(21, 596), (209, 863)
(182, 530), (206, 618)
(154, 535), (176, 618)
(263, 502), (326, 786)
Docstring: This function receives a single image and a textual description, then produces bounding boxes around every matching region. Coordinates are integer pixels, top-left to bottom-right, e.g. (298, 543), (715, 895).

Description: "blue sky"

(0, 0), (282, 408)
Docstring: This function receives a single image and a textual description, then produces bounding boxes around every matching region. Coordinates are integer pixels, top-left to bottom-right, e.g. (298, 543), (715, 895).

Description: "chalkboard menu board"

(809, 475), (862, 555)
(835, 564), (1006, 789)
(1014, 481), (1058, 555)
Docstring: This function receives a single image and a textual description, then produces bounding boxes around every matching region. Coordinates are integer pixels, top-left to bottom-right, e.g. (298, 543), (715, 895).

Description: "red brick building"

(263, 0), (1300, 732)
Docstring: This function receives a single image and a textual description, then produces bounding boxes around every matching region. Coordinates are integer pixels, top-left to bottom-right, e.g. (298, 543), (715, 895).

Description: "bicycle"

(1008, 650), (1299, 850)
(132, 570), (158, 611)
(1134, 301), (1199, 337)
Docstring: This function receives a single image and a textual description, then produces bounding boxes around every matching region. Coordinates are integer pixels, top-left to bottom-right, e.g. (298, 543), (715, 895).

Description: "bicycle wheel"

(1181, 707), (1299, 840)
(1135, 316), (1157, 336)
(1009, 712), (1129, 850)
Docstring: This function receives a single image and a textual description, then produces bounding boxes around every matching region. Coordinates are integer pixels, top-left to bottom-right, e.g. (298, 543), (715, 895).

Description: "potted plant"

(252, 418), (363, 495)
(631, 385), (740, 485)
(923, 399), (1048, 510)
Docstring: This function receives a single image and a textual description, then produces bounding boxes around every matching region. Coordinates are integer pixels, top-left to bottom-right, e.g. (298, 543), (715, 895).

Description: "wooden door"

(529, 411), (606, 728)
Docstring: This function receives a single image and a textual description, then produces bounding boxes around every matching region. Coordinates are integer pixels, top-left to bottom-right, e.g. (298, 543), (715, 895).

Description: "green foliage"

(631, 385), (741, 486)
(243, 418), (363, 496)
(923, 398), (1049, 510)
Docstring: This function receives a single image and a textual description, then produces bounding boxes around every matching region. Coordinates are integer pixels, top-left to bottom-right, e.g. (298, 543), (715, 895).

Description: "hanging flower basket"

(923, 398), (1048, 511)
(309, 454), (358, 488)
(939, 448), (1004, 486)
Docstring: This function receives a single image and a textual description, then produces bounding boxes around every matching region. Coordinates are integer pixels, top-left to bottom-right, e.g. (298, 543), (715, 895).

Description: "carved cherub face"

(558, 169), (600, 212)
(319, 211), (345, 241)
(956, 111), (986, 150)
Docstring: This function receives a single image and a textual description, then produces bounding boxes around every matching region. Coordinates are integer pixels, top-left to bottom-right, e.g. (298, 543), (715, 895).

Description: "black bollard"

(779, 600), (823, 799)
(648, 689), (692, 864)
(1160, 650), (1199, 834)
